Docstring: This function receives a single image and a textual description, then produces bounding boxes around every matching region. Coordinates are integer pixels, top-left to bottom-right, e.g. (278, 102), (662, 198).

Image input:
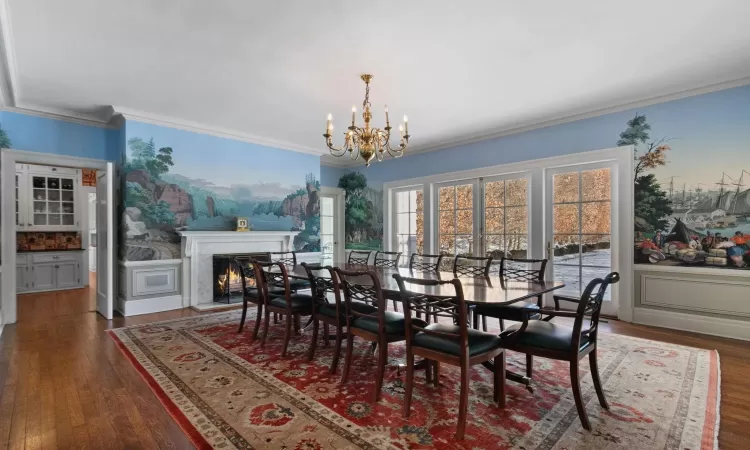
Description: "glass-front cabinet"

(16, 164), (81, 231)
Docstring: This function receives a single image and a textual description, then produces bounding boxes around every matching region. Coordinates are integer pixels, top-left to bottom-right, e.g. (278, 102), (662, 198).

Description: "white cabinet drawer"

(31, 252), (81, 264)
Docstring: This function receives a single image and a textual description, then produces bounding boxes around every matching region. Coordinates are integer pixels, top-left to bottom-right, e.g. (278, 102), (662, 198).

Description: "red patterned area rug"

(108, 310), (720, 449)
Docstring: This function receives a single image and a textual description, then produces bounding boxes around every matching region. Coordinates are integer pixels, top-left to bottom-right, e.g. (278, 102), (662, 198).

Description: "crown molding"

(323, 75), (750, 168)
(5, 103), (115, 127)
(111, 106), (327, 157)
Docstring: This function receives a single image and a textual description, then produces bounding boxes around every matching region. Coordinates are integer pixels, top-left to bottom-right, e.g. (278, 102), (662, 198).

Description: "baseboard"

(118, 294), (185, 317)
(633, 307), (750, 341)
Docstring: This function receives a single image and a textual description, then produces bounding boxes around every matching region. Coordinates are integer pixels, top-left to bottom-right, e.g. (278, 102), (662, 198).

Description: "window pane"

(485, 208), (504, 234)
(321, 215), (333, 233)
(582, 235), (611, 267)
(439, 235), (455, 254)
(321, 197), (333, 216)
(553, 234), (580, 265)
(554, 266), (581, 298)
(485, 235), (504, 258)
(397, 213), (409, 234)
(506, 234), (528, 259)
(554, 172), (579, 203)
(455, 235), (473, 256)
(457, 209), (473, 234)
(554, 204), (579, 234)
(485, 181), (505, 207)
(408, 190), (417, 212)
(408, 211), (417, 235)
(506, 206), (527, 234)
(439, 210), (455, 234)
(506, 178), (527, 206)
(439, 186), (455, 210)
(456, 184), (473, 209)
(396, 191), (409, 213)
(582, 201), (611, 234)
(582, 168), (611, 201)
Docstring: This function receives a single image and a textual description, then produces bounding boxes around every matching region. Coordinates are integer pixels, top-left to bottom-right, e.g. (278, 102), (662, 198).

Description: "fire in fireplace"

(213, 253), (271, 303)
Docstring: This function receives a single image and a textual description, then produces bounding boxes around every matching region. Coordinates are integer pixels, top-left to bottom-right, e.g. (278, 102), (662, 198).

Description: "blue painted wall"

(0, 111), (120, 161)
(347, 84), (750, 187)
(320, 164), (345, 187)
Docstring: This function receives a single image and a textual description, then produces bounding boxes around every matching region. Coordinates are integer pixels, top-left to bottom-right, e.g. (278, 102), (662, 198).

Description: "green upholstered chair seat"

(351, 311), (427, 335)
(245, 286), (285, 298)
(269, 293), (314, 311)
(503, 321), (590, 352)
(318, 301), (377, 320)
(288, 278), (312, 290)
(474, 301), (541, 322)
(412, 323), (504, 356)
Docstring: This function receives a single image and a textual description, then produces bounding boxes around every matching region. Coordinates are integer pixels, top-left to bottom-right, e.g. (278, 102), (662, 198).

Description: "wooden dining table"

(274, 262), (566, 389)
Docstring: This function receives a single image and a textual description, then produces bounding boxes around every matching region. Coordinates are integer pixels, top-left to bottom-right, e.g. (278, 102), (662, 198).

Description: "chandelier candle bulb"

(385, 105), (390, 126)
(351, 105), (356, 126)
(404, 115), (409, 135)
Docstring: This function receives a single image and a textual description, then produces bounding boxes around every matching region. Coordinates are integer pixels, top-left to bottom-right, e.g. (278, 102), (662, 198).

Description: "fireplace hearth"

(212, 252), (271, 303)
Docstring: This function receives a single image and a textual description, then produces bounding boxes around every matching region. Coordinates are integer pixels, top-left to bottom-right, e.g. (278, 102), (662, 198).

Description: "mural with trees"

(338, 171), (383, 250)
(121, 126), (321, 261)
(0, 122), (12, 148)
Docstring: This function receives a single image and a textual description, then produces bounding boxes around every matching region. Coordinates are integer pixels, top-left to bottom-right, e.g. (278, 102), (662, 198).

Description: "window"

(483, 177), (528, 259)
(438, 182), (475, 256)
(551, 167), (612, 299)
(320, 196), (334, 265)
(394, 189), (423, 264)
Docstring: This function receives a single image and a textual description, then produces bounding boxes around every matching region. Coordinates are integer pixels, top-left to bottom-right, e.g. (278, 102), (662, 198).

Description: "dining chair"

(453, 255), (493, 277)
(332, 267), (426, 401)
(270, 250), (311, 291)
(235, 256), (283, 337)
(302, 262), (369, 374)
(499, 272), (620, 431)
(347, 250), (372, 265)
(254, 260), (315, 356)
(374, 251), (403, 311)
(473, 257), (548, 377)
(408, 253), (445, 273)
(393, 274), (506, 440)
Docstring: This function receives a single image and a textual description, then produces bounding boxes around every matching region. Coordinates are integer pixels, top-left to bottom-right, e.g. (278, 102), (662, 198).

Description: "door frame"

(382, 146), (634, 321)
(1, 149), (113, 324)
(319, 186), (346, 263)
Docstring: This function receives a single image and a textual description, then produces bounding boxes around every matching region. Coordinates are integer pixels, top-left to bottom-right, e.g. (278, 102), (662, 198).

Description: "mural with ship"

(121, 124), (321, 261)
(631, 90), (750, 270)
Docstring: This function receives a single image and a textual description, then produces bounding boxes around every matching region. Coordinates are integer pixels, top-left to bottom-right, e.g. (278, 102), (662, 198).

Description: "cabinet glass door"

(31, 175), (75, 227)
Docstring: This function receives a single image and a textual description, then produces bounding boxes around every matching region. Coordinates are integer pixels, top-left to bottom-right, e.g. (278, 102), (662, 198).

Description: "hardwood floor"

(1, 277), (749, 449)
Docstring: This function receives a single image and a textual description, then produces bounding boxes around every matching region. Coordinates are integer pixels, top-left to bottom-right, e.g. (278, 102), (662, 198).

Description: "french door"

(319, 188), (345, 264)
(545, 163), (617, 316)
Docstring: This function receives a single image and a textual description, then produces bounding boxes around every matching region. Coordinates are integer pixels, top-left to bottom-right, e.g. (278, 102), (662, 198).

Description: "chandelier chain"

(363, 80), (370, 109)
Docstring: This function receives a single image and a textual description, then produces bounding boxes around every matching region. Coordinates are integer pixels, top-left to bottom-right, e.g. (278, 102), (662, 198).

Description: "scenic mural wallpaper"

(338, 171), (383, 251)
(631, 89), (750, 270)
(121, 121), (321, 261)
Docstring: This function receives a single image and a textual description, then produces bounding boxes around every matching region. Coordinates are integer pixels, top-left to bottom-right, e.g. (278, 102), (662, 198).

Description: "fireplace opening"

(213, 252), (271, 303)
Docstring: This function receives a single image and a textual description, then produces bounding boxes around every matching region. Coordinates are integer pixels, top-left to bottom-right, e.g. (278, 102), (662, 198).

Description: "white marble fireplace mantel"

(178, 231), (300, 307)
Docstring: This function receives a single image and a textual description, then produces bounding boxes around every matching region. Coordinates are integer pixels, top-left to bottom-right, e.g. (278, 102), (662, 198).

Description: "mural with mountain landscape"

(121, 122), (320, 261)
(631, 87), (750, 270)
(338, 171), (383, 250)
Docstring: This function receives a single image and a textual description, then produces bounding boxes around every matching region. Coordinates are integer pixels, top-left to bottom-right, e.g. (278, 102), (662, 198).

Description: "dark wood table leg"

(481, 360), (534, 392)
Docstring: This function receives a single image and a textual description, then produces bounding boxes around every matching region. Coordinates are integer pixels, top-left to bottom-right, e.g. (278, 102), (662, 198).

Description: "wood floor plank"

(2, 274), (749, 450)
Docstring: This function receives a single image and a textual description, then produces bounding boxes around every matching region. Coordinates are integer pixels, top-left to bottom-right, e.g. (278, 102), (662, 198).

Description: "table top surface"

(271, 262), (565, 306)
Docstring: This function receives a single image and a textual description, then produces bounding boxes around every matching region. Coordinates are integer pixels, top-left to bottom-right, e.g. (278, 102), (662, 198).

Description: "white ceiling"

(2, 0), (750, 163)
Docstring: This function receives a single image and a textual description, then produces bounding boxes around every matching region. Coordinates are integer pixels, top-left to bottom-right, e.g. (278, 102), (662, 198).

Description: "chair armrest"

(539, 308), (579, 319)
(553, 294), (580, 310)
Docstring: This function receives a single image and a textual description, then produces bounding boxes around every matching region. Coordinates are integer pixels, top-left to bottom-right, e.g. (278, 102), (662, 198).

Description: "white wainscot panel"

(132, 267), (178, 297)
(641, 274), (750, 317)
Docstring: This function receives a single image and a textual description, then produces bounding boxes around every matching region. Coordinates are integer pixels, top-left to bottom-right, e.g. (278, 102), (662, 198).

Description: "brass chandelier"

(324, 74), (409, 166)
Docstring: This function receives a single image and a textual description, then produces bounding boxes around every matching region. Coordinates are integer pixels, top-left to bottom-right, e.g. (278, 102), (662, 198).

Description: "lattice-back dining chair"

(301, 262), (349, 373)
(270, 251), (311, 291)
(393, 273), (506, 440)
(235, 255), (281, 338)
(408, 253), (445, 273)
(453, 255), (493, 277)
(474, 257), (549, 377)
(253, 260), (315, 356)
(332, 267), (424, 401)
(348, 250), (372, 265)
(374, 251), (403, 311)
(499, 272), (620, 431)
